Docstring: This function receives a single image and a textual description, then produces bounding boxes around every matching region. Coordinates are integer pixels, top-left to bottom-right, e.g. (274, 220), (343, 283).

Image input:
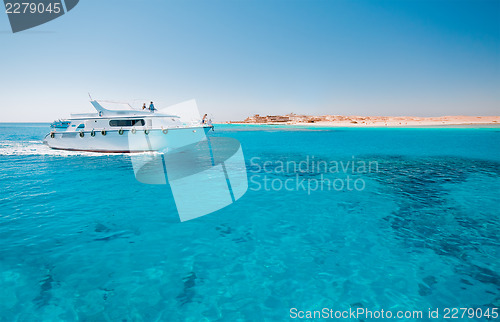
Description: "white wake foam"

(0, 141), (127, 156)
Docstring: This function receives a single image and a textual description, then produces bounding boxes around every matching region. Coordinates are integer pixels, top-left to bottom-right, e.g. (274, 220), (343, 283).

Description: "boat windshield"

(109, 119), (145, 127)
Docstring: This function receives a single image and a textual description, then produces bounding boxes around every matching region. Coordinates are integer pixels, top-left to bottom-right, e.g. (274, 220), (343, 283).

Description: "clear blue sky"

(1, 0), (499, 122)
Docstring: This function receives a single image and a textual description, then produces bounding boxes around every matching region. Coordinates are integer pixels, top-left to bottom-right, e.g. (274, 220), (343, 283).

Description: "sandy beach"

(230, 115), (500, 127)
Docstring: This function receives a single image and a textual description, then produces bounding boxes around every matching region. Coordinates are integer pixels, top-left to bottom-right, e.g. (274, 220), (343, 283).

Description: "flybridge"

(89, 100), (179, 118)
(69, 100), (180, 119)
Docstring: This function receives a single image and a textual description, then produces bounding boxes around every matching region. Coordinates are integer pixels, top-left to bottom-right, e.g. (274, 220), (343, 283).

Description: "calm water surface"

(0, 123), (499, 321)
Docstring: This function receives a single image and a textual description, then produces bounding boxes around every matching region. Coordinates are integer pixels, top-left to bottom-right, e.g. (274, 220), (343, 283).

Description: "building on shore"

(241, 113), (329, 123)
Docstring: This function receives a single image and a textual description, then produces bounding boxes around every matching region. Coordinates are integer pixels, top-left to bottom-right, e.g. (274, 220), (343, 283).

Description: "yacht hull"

(44, 127), (212, 153)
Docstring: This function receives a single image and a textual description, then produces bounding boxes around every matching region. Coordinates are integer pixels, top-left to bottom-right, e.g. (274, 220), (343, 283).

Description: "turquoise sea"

(0, 123), (499, 321)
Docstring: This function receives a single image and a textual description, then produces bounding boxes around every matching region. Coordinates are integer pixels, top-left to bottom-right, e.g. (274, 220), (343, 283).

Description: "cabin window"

(109, 119), (145, 127)
(77, 124), (85, 129)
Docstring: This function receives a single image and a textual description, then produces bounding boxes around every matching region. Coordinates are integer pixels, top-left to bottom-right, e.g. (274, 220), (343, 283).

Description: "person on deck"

(202, 114), (208, 124)
(149, 102), (155, 113)
(142, 103), (146, 110)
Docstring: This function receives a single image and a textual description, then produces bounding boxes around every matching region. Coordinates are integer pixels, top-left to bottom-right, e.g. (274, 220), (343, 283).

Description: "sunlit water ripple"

(0, 124), (499, 321)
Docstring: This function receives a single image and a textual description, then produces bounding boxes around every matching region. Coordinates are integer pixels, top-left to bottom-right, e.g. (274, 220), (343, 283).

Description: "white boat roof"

(70, 100), (180, 119)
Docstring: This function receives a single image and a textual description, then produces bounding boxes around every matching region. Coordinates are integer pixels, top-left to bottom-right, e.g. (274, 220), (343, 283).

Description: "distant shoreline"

(1, 118), (499, 129)
(218, 123), (500, 129)
(225, 115), (500, 128)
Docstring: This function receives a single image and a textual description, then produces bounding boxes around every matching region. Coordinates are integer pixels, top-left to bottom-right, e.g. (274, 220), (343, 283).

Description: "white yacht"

(44, 99), (213, 153)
